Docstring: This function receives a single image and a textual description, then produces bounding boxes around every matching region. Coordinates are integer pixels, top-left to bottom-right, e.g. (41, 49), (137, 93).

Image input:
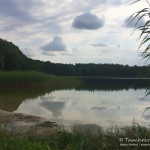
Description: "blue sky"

(0, 0), (148, 65)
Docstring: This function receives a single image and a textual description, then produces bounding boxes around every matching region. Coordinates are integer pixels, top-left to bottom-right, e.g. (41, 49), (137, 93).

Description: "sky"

(0, 0), (148, 66)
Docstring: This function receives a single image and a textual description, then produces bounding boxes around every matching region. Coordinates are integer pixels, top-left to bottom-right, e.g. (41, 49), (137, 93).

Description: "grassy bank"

(1, 71), (149, 84)
(0, 71), (78, 88)
(0, 123), (150, 150)
(0, 71), (49, 83)
(0, 71), (149, 90)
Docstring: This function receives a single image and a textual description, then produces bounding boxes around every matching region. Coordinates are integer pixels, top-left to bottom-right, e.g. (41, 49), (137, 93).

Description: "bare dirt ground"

(0, 109), (59, 137)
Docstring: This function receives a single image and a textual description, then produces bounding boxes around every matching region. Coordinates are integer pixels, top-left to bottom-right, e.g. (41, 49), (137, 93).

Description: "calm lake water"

(0, 79), (150, 129)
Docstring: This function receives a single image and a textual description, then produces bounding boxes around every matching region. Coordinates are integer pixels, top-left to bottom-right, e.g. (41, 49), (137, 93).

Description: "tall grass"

(0, 130), (50, 150)
(0, 71), (149, 89)
(0, 71), (53, 84)
(0, 123), (150, 150)
(0, 71), (77, 88)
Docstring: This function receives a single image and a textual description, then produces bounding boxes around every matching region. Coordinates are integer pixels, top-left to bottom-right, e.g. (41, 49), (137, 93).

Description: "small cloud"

(91, 43), (108, 47)
(42, 52), (57, 56)
(123, 16), (145, 28)
(91, 106), (107, 111)
(61, 52), (72, 56)
(137, 53), (143, 58)
(41, 36), (67, 52)
(110, 0), (120, 5)
(102, 50), (107, 53)
(72, 12), (104, 30)
(137, 96), (149, 101)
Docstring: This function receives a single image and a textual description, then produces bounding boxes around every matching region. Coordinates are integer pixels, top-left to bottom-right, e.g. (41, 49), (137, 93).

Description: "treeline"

(0, 38), (149, 77)
(33, 61), (147, 77)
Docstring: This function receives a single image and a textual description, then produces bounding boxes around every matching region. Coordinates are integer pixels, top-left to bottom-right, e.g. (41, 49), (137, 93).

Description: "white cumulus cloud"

(72, 12), (104, 30)
(41, 36), (67, 52)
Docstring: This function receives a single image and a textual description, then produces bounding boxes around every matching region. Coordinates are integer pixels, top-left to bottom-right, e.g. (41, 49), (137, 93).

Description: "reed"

(0, 71), (77, 88)
(0, 71), (50, 83)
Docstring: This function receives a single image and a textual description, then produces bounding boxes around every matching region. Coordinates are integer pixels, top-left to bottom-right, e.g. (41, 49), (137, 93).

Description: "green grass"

(0, 123), (150, 150)
(0, 131), (50, 150)
(0, 71), (56, 83)
(0, 71), (149, 89)
(0, 71), (78, 88)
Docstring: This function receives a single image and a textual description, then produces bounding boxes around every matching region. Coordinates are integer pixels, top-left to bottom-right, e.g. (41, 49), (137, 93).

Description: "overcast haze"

(0, 0), (148, 65)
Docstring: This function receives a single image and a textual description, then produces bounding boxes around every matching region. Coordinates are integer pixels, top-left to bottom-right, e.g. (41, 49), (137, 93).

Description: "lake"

(0, 78), (150, 130)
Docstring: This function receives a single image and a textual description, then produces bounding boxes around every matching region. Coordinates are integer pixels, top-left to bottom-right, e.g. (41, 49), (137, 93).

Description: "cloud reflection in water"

(40, 101), (66, 117)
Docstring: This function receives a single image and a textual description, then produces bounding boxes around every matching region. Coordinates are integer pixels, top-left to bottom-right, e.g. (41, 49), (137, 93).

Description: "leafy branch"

(129, 0), (150, 62)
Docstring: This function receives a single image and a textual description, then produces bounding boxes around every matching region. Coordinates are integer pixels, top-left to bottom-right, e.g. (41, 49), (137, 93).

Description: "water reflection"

(14, 89), (150, 128)
(0, 79), (149, 111)
(91, 106), (108, 111)
(40, 101), (66, 117)
(0, 80), (149, 128)
(76, 77), (150, 91)
(0, 87), (54, 111)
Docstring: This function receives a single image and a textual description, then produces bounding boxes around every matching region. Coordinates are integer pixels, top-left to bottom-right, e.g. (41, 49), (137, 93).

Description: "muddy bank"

(0, 109), (59, 136)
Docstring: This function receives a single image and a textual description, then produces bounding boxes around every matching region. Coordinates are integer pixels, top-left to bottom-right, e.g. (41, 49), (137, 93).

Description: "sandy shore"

(0, 109), (59, 136)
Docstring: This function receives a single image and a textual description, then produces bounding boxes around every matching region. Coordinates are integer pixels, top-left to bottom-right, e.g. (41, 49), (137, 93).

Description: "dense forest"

(0, 38), (149, 77)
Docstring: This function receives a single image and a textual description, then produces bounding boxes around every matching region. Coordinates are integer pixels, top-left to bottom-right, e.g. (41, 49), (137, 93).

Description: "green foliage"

(0, 38), (29, 70)
(0, 71), (149, 89)
(0, 71), (50, 84)
(0, 71), (77, 87)
(130, 0), (150, 113)
(0, 130), (50, 150)
(130, 0), (150, 62)
(0, 123), (150, 150)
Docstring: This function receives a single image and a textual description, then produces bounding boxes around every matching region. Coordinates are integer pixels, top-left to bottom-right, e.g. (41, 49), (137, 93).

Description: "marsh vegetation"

(1, 122), (150, 150)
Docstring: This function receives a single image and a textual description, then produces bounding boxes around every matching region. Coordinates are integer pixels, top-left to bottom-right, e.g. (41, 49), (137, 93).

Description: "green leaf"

(141, 38), (150, 45)
(135, 13), (146, 27)
(142, 107), (150, 118)
(129, 0), (141, 5)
